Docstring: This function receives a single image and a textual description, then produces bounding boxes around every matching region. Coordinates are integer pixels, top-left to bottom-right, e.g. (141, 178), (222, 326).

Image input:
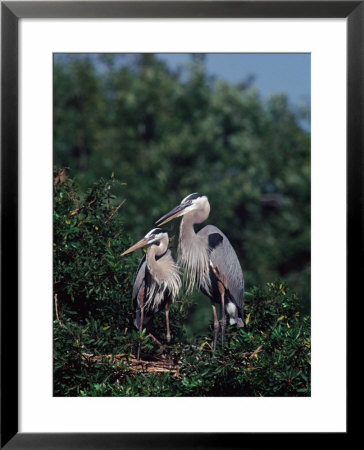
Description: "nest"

(82, 352), (181, 378)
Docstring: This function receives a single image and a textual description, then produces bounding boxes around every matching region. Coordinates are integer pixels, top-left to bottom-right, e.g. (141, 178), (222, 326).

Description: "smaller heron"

(121, 228), (181, 360)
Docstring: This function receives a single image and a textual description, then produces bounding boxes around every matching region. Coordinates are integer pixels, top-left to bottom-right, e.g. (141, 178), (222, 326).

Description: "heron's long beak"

(156, 203), (187, 226)
(121, 237), (150, 256)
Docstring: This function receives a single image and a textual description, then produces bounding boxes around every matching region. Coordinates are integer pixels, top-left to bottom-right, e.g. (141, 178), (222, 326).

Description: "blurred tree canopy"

(54, 53), (310, 311)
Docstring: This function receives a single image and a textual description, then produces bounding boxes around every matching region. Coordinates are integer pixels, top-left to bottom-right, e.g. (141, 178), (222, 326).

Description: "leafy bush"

(53, 171), (310, 397)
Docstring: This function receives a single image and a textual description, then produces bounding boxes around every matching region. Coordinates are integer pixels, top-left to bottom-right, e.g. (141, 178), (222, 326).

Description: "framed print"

(2, 1), (359, 448)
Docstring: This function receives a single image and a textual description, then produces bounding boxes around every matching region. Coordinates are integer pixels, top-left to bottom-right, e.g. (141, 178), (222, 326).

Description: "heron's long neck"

(178, 212), (211, 294)
(152, 235), (169, 258)
(146, 235), (168, 279)
(179, 212), (198, 245)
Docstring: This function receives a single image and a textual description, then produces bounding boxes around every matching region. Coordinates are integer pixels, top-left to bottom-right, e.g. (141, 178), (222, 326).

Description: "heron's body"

(179, 220), (244, 325)
(157, 193), (244, 350)
(132, 239), (180, 331)
(122, 229), (181, 359)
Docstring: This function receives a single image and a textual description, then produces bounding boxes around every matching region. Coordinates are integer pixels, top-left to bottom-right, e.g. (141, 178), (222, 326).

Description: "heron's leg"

(218, 281), (226, 349)
(137, 288), (145, 361)
(165, 302), (171, 343)
(211, 303), (219, 351)
(209, 263), (226, 349)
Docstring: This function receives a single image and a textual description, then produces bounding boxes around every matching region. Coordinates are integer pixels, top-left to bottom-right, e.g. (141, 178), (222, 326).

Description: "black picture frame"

(1, 1), (359, 448)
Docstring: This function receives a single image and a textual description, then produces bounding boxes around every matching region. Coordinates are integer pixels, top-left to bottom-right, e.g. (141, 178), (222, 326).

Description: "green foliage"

(53, 175), (310, 397)
(53, 54), (311, 311)
(165, 281), (310, 397)
(53, 170), (135, 321)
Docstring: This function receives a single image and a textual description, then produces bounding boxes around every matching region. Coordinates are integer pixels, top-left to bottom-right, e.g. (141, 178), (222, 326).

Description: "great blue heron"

(121, 228), (181, 360)
(156, 193), (244, 351)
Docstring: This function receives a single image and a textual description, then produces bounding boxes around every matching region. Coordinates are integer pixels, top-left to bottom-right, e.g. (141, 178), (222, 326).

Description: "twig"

(249, 345), (263, 358)
(54, 293), (63, 327)
(70, 198), (95, 215)
(147, 333), (166, 350)
(104, 199), (126, 224)
(54, 168), (68, 186)
(240, 345), (264, 359)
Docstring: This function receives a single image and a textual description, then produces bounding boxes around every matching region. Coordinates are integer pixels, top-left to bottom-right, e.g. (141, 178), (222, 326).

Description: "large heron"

(122, 228), (181, 360)
(156, 193), (244, 350)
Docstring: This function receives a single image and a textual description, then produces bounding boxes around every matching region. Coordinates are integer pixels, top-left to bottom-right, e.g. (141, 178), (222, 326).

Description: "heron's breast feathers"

(177, 233), (212, 295)
(145, 255), (181, 309)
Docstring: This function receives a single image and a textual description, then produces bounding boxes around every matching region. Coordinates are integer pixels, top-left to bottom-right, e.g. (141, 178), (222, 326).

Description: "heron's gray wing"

(136, 254), (146, 277)
(132, 256), (146, 304)
(199, 225), (244, 311)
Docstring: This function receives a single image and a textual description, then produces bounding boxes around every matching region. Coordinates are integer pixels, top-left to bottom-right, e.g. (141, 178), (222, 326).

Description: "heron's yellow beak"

(155, 203), (187, 226)
(121, 238), (150, 256)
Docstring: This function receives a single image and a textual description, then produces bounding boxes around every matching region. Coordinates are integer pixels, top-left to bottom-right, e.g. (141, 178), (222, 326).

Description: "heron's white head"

(121, 228), (168, 256)
(144, 228), (168, 244)
(156, 193), (210, 226)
